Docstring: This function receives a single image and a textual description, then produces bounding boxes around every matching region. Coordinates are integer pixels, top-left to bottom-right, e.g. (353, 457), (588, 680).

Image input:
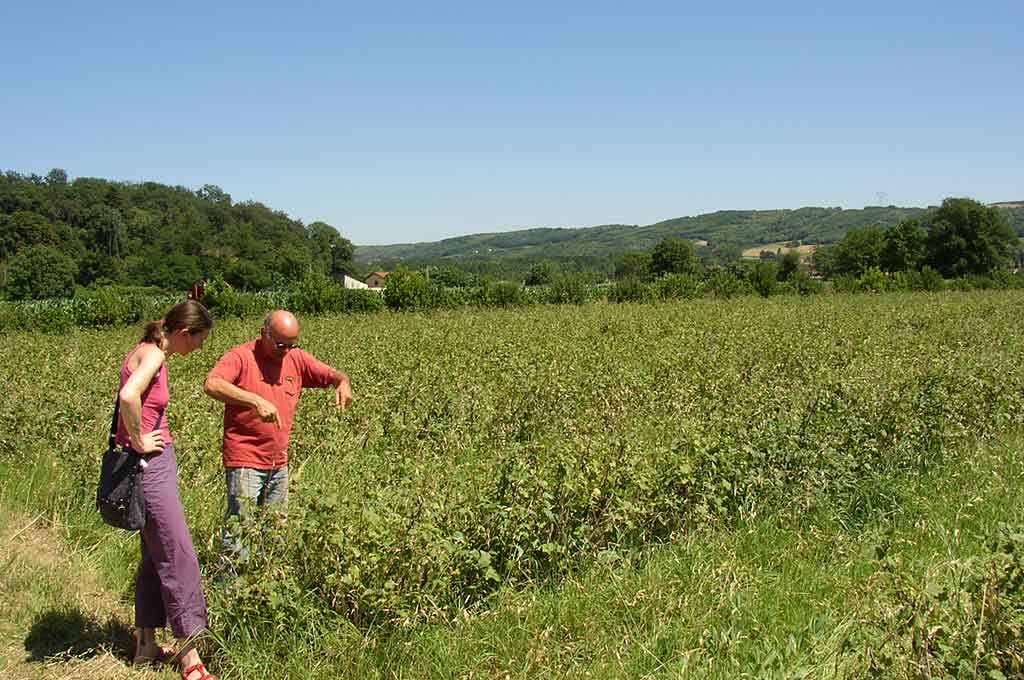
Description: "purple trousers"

(135, 443), (208, 638)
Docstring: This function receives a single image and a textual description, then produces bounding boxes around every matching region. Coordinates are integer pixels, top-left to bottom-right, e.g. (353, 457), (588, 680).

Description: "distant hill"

(356, 204), (1024, 266)
(354, 206), (924, 263)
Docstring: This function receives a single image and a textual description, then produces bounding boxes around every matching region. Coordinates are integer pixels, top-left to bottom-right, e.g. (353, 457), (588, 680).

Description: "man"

(204, 309), (353, 560)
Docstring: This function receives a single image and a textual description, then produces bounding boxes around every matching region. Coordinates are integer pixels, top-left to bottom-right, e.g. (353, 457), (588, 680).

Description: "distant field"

(741, 242), (819, 258)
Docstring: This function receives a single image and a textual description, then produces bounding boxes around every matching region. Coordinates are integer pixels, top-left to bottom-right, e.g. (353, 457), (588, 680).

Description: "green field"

(2, 292), (1024, 678)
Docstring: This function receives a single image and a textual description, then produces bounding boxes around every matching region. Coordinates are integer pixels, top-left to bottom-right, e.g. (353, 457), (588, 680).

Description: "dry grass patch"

(0, 510), (164, 680)
(741, 243), (818, 258)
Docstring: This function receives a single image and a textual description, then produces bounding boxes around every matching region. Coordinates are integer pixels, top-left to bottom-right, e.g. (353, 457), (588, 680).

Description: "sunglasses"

(265, 329), (299, 350)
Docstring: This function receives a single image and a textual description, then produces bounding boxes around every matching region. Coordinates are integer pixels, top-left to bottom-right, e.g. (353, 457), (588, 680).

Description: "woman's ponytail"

(141, 302), (212, 345)
(141, 319), (166, 345)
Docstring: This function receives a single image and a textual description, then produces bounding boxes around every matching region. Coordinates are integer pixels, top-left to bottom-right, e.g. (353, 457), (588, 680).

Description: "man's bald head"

(260, 309), (300, 360)
(264, 309), (299, 336)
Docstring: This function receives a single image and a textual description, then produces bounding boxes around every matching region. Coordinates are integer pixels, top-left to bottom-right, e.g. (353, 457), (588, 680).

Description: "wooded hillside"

(0, 169), (354, 299)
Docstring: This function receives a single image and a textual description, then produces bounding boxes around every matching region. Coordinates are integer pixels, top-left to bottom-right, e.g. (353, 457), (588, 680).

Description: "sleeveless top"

(114, 343), (173, 448)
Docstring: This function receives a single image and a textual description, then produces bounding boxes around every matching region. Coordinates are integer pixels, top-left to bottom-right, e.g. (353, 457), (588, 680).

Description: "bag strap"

(108, 396), (120, 449)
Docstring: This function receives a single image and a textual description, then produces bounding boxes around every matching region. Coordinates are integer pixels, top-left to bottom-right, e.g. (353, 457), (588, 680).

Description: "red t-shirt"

(207, 340), (336, 469)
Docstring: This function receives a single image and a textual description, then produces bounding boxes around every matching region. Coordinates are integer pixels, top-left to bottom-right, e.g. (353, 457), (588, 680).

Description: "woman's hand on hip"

(131, 429), (165, 455)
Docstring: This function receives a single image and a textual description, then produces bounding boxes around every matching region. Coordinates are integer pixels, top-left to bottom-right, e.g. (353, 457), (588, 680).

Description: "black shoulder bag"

(96, 397), (147, 530)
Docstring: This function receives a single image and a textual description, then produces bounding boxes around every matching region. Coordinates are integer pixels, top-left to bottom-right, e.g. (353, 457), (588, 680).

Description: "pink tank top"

(115, 343), (173, 448)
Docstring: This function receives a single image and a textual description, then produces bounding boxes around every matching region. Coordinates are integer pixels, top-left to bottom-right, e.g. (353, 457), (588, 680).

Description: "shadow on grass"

(24, 608), (132, 662)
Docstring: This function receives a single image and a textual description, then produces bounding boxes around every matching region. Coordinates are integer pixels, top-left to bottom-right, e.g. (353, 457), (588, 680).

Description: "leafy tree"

(655, 273), (700, 300)
(476, 279), (525, 306)
(705, 240), (743, 266)
(789, 270), (822, 295)
(201, 275), (246, 318)
(650, 237), (701, 277)
(430, 265), (477, 288)
(273, 244), (315, 283)
(218, 221), (267, 262)
(777, 250), (802, 281)
(526, 260), (556, 286)
(614, 251), (652, 280)
(197, 184), (232, 205)
(545, 272), (589, 305)
(128, 249), (199, 292)
(45, 168), (68, 186)
(821, 226), (886, 277)
(124, 207), (161, 249)
(54, 221), (86, 264)
(383, 267), (435, 311)
(77, 251), (122, 286)
(226, 259), (274, 291)
(917, 265), (946, 292)
(705, 267), (746, 298)
(925, 198), (1018, 277)
(858, 266), (888, 293)
(607, 277), (653, 303)
(290, 269), (343, 314)
(811, 246), (835, 278)
(0, 211), (59, 258)
(84, 205), (125, 257)
(307, 221), (355, 278)
(748, 261), (778, 297)
(881, 218), (927, 272)
(4, 245), (78, 299)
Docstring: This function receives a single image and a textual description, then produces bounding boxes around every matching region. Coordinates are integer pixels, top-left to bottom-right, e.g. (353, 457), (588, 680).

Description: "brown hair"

(142, 300), (214, 345)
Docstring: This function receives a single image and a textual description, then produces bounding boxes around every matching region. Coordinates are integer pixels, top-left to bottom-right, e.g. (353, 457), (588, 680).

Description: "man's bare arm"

(204, 376), (282, 427)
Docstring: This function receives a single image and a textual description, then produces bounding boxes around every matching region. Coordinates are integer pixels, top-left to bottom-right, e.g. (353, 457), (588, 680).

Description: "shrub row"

(3, 266), (1023, 332)
(0, 291), (182, 332)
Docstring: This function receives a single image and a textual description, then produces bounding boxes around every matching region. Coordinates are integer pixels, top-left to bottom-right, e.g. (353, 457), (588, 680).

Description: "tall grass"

(2, 291), (1024, 677)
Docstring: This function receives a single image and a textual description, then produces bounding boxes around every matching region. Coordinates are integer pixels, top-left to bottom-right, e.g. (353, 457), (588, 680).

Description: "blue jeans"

(219, 466), (288, 563)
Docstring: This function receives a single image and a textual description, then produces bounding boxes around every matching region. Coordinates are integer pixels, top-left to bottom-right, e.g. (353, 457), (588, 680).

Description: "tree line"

(423, 197), (1024, 290)
(811, 198), (1022, 279)
(0, 169), (356, 300)
(2, 167), (1019, 303)
(365, 199), (1023, 288)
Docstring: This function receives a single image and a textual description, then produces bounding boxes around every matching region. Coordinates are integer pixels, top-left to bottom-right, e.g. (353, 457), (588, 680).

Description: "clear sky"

(2, 1), (1021, 245)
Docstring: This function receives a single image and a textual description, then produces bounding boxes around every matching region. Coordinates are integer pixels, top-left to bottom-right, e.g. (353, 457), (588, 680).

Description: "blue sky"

(2, 1), (1021, 245)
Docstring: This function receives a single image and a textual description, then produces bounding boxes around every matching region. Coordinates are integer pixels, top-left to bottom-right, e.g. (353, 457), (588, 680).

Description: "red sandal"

(182, 661), (217, 680)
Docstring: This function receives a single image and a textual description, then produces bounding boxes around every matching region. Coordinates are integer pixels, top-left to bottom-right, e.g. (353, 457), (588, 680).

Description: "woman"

(117, 300), (216, 680)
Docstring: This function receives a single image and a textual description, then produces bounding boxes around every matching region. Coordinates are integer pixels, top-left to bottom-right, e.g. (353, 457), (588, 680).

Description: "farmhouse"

(365, 271), (389, 289)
